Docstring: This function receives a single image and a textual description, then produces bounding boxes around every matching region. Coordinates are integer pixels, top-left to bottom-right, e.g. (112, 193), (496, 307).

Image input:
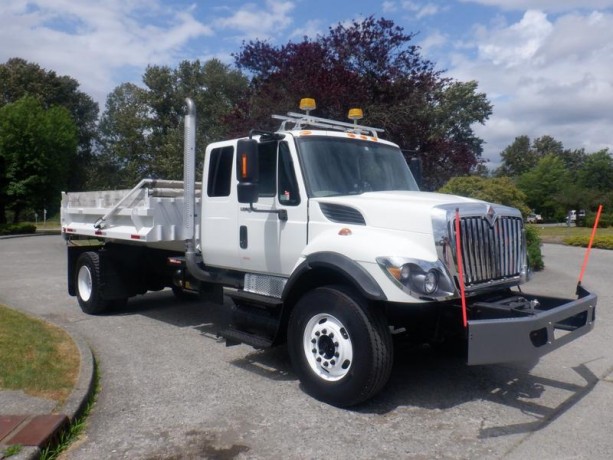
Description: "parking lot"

(1, 235), (612, 459)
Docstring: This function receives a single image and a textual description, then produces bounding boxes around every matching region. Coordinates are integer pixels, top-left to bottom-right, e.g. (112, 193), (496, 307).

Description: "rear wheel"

(75, 251), (110, 315)
(171, 285), (199, 301)
(287, 286), (393, 407)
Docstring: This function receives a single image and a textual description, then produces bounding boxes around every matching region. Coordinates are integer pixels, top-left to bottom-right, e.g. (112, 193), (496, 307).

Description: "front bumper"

(467, 285), (597, 365)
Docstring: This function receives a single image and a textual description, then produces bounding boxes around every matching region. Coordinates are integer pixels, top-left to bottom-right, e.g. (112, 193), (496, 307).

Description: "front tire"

(287, 286), (393, 407)
(75, 251), (110, 315)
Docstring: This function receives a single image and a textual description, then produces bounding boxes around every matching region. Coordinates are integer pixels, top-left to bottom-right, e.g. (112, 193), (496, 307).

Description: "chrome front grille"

(451, 215), (524, 287)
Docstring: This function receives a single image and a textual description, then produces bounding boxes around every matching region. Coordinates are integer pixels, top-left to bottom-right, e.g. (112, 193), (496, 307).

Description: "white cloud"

(0, 0), (212, 108)
(419, 30), (448, 55)
(449, 9), (613, 167)
(476, 10), (553, 67)
(290, 19), (325, 40)
(382, 1), (398, 13)
(216, 0), (295, 41)
(400, 1), (443, 19)
(461, 0), (613, 13)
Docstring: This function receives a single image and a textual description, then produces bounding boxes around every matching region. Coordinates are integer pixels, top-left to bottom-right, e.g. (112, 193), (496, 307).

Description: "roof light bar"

(272, 99), (383, 138)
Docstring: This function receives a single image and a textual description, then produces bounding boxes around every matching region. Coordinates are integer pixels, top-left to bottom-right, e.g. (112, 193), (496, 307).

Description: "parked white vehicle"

(61, 98), (597, 406)
(527, 213), (542, 223)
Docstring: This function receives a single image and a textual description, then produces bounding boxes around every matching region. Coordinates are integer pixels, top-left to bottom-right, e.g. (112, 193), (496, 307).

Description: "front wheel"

(287, 286), (393, 407)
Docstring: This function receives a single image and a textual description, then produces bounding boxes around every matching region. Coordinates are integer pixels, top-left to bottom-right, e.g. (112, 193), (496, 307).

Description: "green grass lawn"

(26, 215), (61, 230)
(529, 224), (613, 249)
(0, 305), (79, 403)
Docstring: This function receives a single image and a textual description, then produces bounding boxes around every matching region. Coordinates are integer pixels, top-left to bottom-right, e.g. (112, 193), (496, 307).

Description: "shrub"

(0, 223), (37, 236)
(525, 225), (544, 271)
(564, 235), (613, 250)
(583, 212), (613, 228)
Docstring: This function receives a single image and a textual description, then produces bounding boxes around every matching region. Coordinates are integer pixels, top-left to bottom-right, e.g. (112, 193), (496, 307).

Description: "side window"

(278, 142), (300, 206)
(258, 141), (277, 197)
(207, 146), (233, 197)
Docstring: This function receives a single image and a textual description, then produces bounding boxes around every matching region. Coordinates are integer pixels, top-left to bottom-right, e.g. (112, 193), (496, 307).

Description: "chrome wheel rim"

(77, 265), (93, 302)
(303, 313), (353, 381)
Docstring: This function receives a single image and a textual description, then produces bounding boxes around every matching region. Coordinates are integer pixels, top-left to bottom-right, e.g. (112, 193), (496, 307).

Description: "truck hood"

(313, 191), (484, 234)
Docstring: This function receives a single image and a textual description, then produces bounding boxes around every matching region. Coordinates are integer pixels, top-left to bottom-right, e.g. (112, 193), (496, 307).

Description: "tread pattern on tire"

(76, 251), (110, 315)
(334, 285), (393, 404)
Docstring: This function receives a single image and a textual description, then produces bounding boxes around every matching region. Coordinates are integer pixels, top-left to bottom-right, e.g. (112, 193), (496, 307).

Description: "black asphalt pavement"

(1, 235), (612, 459)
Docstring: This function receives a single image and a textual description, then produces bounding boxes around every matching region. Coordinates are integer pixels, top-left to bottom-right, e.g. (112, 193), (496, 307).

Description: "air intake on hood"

(319, 203), (366, 225)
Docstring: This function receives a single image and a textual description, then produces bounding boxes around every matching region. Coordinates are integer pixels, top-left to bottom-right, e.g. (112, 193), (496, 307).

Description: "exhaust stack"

(183, 98), (213, 282)
(183, 98), (196, 243)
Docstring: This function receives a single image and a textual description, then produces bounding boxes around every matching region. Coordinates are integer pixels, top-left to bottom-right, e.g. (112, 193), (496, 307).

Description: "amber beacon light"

(348, 107), (364, 127)
(299, 98), (316, 115)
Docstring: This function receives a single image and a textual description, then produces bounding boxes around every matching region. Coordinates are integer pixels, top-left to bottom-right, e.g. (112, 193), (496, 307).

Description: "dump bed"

(61, 179), (199, 251)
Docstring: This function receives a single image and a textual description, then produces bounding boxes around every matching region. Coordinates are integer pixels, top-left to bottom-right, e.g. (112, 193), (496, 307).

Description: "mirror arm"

(240, 203), (288, 221)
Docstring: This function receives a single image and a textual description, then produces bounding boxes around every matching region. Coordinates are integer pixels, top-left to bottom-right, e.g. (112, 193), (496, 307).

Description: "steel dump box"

(61, 179), (200, 251)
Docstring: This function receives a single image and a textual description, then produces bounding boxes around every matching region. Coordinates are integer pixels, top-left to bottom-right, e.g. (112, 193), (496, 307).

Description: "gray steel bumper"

(467, 285), (597, 365)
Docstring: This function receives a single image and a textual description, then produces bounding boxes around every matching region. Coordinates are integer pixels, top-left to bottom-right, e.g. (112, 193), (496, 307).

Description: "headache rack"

(272, 112), (384, 138)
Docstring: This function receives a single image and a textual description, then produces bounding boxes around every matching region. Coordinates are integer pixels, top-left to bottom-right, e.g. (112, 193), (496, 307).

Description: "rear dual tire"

(75, 252), (126, 314)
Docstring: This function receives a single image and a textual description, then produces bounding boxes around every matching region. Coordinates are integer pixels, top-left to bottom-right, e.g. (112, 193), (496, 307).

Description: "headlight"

(376, 257), (455, 300)
(424, 270), (438, 294)
(400, 264), (411, 281)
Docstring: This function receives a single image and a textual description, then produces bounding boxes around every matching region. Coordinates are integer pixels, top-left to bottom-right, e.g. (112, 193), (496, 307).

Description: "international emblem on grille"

(485, 205), (497, 227)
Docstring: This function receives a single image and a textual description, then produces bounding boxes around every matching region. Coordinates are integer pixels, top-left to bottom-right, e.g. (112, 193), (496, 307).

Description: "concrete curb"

(0, 230), (61, 240)
(60, 328), (96, 423)
(1, 320), (96, 460)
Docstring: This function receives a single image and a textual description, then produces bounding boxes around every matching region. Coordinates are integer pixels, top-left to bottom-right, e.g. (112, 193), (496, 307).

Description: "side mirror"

(237, 139), (259, 204)
(238, 183), (258, 204)
(409, 157), (422, 188)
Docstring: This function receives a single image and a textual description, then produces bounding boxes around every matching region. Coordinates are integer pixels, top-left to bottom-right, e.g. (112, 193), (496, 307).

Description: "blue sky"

(2, 1), (613, 167)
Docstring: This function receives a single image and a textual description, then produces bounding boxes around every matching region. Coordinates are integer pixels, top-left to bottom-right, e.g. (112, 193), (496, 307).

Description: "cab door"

(237, 139), (307, 276)
(200, 141), (240, 269)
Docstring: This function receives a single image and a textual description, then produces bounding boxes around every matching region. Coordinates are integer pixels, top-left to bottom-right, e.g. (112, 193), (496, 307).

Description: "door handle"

(240, 225), (248, 249)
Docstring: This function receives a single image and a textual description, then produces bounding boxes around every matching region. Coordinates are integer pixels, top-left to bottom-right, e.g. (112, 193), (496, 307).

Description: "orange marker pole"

(578, 205), (603, 286)
(455, 209), (468, 328)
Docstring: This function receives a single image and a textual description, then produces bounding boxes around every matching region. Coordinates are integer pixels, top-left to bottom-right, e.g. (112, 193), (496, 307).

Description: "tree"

(532, 135), (563, 157)
(0, 58), (98, 191)
(496, 135), (608, 219)
(496, 135), (535, 177)
(232, 16), (492, 190)
(517, 154), (571, 220)
(94, 83), (150, 188)
(420, 80), (492, 188)
(497, 134), (586, 180)
(0, 96), (77, 223)
(97, 59), (248, 186)
(577, 149), (613, 193)
(438, 176), (530, 215)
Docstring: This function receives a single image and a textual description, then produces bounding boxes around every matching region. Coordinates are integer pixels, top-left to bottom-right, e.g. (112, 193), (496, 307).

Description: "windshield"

(296, 136), (419, 197)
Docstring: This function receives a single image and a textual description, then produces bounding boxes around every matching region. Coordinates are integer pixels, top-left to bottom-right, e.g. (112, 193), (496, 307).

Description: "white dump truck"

(61, 98), (597, 406)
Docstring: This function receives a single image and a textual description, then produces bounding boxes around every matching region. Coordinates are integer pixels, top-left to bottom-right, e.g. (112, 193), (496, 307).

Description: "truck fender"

(282, 251), (387, 303)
